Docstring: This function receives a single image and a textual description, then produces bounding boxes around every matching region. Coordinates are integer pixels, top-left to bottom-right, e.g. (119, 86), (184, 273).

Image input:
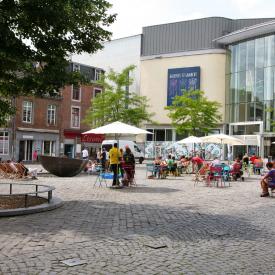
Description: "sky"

(107, 0), (275, 39)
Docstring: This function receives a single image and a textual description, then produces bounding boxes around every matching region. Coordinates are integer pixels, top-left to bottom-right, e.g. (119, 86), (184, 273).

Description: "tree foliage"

(0, 0), (116, 124)
(165, 90), (222, 136)
(84, 65), (154, 127)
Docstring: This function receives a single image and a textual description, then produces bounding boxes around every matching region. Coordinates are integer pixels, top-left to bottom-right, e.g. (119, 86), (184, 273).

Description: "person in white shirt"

(82, 147), (89, 160)
(211, 157), (221, 166)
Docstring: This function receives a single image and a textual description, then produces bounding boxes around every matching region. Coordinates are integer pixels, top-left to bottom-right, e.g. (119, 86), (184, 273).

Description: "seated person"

(159, 157), (168, 178)
(254, 157), (263, 174)
(211, 157), (221, 167)
(86, 160), (96, 174)
(18, 159), (38, 179)
(260, 162), (275, 197)
(231, 158), (243, 181)
(167, 155), (176, 174)
(153, 156), (162, 177)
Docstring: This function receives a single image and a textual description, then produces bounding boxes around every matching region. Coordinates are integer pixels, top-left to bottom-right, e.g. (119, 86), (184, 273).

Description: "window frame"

(71, 85), (81, 102)
(95, 69), (101, 81)
(22, 101), (33, 124)
(93, 87), (102, 98)
(71, 106), (81, 128)
(47, 104), (56, 126)
(0, 131), (9, 155)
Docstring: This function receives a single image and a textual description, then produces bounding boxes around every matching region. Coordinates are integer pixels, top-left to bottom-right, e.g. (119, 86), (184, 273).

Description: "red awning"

(64, 130), (82, 139)
(81, 133), (105, 143)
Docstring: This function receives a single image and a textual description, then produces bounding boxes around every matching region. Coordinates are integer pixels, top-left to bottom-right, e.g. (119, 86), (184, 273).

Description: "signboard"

(81, 134), (105, 143)
(167, 66), (200, 106)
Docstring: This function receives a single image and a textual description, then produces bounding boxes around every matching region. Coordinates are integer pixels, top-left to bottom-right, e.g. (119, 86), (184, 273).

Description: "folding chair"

(94, 167), (108, 187)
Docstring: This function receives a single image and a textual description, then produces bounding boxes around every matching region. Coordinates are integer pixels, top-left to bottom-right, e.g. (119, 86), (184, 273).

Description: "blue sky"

(108, 0), (275, 39)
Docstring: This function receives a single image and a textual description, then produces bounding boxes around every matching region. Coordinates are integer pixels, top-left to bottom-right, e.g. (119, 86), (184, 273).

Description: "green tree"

(0, 0), (116, 125)
(165, 90), (222, 136)
(84, 65), (154, 127)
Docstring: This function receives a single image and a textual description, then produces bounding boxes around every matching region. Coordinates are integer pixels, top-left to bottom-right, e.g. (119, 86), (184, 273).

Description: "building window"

(47, 105), (56, 125)
(73, 63), (80, 72)
(22, 101), (33, 123)
(43, 141), (56, 156)
(0, 131), (9, 155)
(146, 129), (173, 141)
(71, 107), (80, 128)
(72, 85), (81, 101)
(93, 88), (102, 98)
(95, 69), (101, 81)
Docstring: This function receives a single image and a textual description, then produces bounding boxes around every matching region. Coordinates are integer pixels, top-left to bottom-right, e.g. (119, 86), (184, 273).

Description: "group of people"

(152, 154), (205, 178)
(109, 143), (135, 186)
(83, 143), (136, 186)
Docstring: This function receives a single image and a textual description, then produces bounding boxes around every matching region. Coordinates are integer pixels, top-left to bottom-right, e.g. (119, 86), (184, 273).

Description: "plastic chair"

(94, 167), (108, 187)
(207, 166), (224, 187)
(122, 164), (136, 186)
(146, 163), (156, 178)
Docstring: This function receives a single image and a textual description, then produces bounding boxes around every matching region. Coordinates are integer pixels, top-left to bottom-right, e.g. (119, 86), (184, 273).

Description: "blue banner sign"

(167, 66), (200, 106)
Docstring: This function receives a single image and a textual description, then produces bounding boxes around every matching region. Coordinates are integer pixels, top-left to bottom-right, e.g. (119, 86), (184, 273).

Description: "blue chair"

(146, 163), (157, 178)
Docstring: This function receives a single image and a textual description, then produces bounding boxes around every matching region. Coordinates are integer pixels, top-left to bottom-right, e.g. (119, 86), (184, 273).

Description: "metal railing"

(0, 183), (55, 208)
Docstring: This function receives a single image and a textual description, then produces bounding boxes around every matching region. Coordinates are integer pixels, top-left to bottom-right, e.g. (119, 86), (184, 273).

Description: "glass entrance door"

(19, 140), (33, 161)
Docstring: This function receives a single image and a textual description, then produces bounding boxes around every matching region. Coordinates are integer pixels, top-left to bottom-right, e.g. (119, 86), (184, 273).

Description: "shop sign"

(81, 134), (105, 143)
(167, 66), (200, 106)
(23, 135), (33, 139)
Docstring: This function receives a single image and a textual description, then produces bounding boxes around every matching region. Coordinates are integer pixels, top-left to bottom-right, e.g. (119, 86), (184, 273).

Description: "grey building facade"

(141, 17), (274, 56)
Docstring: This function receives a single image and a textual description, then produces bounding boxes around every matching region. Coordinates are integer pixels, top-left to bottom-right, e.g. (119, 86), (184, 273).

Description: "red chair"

(207, 166), (224, 187)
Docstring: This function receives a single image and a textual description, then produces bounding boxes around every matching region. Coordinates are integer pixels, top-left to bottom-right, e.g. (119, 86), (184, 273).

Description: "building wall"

(72, 35), (142, 94)
(140, 51), (227, 125)
(142, 17), (274, 56)
(59, 83), (102, 158)
(13, 96), (61, 161)
(15, 96), (61, 131)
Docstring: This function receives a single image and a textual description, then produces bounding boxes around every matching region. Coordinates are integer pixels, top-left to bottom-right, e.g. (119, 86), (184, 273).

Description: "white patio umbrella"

(200, 134), (245, 146)
(83, 121), (153, 186)
(82, 121), (152, 136)
(177, 136), (203, 156)
(177, 136), (203, 144)
(200, 133), (245, 160)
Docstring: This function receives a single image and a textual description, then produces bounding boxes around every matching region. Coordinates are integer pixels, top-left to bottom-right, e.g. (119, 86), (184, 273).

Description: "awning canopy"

(214, 20), (275, 45)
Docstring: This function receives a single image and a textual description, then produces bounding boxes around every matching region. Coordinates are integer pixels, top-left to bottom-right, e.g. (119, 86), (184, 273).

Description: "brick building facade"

(0, 62), (104, 161)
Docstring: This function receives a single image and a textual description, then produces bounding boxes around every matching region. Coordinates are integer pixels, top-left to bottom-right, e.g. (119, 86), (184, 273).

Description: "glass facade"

(226, 34), (275, 133)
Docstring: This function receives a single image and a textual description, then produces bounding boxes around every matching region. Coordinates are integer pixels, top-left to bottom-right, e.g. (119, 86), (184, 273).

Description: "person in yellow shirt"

(109, 143), (121, 186)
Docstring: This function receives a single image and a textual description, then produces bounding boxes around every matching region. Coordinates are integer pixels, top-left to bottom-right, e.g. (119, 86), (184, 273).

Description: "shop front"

(81, 133), (105, 159)
(16, 129), (60, 162)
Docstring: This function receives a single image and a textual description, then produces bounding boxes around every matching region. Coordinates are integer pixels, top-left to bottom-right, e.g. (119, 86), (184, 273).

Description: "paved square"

(0, 166), (274, 274)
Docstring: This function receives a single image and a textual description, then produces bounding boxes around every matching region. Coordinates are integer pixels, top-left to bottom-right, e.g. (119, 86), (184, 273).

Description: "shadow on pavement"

(0, 198), (267, 244)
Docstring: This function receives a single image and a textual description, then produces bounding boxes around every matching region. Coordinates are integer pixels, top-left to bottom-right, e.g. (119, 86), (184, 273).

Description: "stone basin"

(39, 155), (88, 177)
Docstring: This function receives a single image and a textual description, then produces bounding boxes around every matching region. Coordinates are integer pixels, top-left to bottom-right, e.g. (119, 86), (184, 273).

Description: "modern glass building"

(216, 20), (275, 157)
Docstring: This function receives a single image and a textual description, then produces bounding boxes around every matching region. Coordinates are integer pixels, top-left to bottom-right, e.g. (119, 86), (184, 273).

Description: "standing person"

(119, 148), (124, 179)
(100, 148), (107, 171)
(109, 143), (121, 186)
(82, 147), (89, 160)
(192, 155), (204, 172)
(32, 149), (38, 162)
(96, 149), (101, 163)
(122, 145), (135, 185)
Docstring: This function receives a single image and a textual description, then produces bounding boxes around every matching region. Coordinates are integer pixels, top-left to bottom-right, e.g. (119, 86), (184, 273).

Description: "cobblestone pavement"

(0, 166), (275, 274)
